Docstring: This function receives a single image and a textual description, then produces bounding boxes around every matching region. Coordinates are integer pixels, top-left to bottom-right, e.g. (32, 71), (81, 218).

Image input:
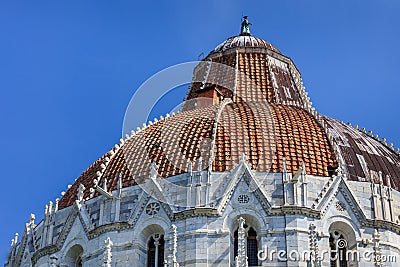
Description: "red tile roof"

(58, 102), (337, 209)
(185, 42), (307, 109)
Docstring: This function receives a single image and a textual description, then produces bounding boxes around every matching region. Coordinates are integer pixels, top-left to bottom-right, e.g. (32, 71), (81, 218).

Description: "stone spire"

(235, 217), (248, 267)
(372, 230), (383, 266)
(165, 224), (179, 267)
(103, 237), (113, 267)
(308, 223), (320, 267)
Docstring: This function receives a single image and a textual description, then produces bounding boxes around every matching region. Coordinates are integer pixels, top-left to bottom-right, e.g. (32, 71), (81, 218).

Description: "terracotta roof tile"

(59, 102), (338, 209)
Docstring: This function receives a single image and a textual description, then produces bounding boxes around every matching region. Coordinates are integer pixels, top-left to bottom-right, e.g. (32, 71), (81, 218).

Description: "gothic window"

(329, 231), (347, 267)
(234, 225), (258, 266)
(64, 244), (83, 267)
(247, 227), (258, 266)
(147, 234), (165, 267)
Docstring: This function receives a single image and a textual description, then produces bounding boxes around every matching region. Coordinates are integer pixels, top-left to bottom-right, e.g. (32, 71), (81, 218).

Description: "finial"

(240, 153), (247, 164)
(117, 174), (123, 192)
(44, 204), (49, 216)
(238, 216), (245, 228)
(378, 171), (383, 184)
(11, 233), (19, 247)
(103, 178), (108, 191)
(55, 198), (59, 212)
(282, 157), (287, 173)
(197, 158), (203, 172)
(302, 161), (306, 175)
(188, 161), (193, 174)
(150, 162), (158, 178)
(386, 175), (392, 188)
(78, 184), (85, 203)
(240, 16), (252, 35)
(48, 201), (53, 214)
(30, 214), (35, 224)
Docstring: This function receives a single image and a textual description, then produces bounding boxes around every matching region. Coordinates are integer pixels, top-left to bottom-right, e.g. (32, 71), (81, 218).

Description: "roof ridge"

(344, 121), (400, 157)
(207, 98), (233, 168)
(88, 111), (181, 199)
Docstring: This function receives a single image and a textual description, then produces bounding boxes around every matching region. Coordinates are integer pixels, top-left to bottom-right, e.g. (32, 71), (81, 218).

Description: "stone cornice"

(269, 206), (321, 218)
(88, 222), (131, 239)
(173, 207), (221, 220)
(31, 245), (57, 265)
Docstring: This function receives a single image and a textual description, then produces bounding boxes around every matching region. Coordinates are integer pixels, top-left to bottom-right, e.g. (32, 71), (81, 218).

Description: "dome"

(58, 32), (400, 209)
(8, 18), (400, 267)
(213, 35), (281, 54)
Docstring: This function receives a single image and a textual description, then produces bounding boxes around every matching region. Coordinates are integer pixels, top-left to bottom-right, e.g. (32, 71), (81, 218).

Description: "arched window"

(328, 221), (359, 267)
(64, 244), (83, 267)
(147, 233), (164, 267)
(234, 225), (258, 266)
(329, 231), (347, 267)
(247, 227), (258, 265)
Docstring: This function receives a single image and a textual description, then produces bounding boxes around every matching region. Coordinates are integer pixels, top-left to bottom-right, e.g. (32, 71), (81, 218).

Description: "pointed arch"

(328, 220), (358, 267)
(64, 244), (83, 267)
(136, 223), (167, 267)
(234, 225), (259, 266)
(223, 207), (266, 233)
(147, 234), (165, 267)
(226, 212), (263, 267)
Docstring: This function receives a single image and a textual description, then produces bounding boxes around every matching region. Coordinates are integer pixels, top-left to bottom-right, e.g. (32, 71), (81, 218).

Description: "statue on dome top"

(240, 16), (252, 35)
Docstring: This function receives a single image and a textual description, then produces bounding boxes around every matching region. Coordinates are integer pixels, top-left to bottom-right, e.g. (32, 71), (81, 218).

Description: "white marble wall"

(6, 165), (400, 266)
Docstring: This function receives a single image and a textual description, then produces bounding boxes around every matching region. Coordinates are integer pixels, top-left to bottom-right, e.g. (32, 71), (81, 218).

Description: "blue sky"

(1, 0), (399, 261)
